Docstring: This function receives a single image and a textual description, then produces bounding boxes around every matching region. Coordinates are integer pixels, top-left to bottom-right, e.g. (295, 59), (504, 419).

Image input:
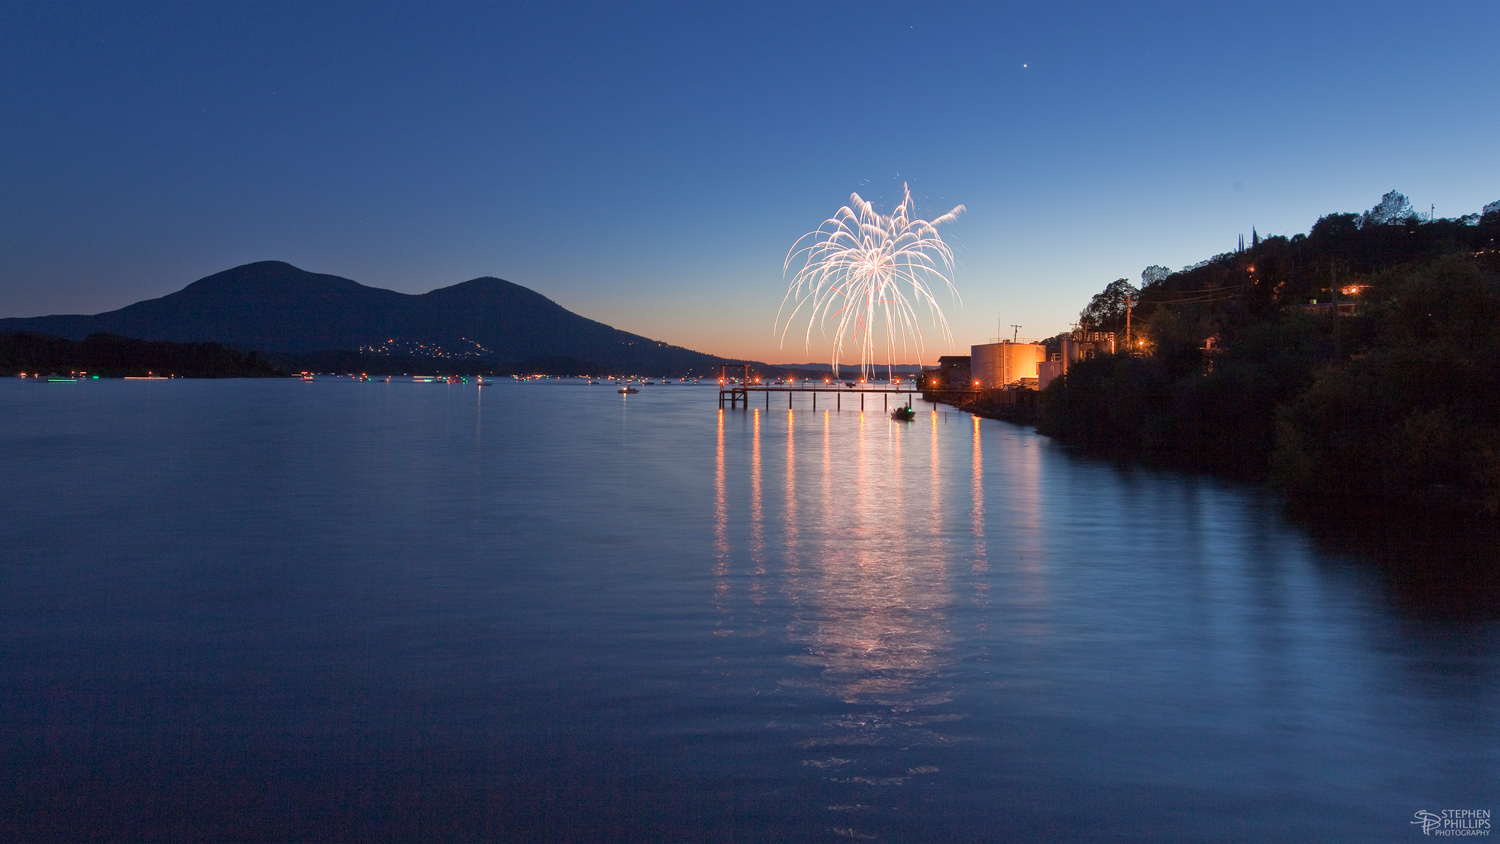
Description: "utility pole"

(1011, 324), (1022, 343)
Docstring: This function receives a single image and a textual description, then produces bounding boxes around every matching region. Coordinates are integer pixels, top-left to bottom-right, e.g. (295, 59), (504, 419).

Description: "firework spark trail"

(777, 184), (964, 380)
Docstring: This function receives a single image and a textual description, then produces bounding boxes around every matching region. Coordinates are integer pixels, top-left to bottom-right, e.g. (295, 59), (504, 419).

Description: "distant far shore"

(2, 331), (918, 383)
(2, 332), (281, 379)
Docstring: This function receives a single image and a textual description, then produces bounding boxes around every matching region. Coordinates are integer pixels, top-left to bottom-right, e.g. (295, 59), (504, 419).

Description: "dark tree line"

(1, 333), (284, 377)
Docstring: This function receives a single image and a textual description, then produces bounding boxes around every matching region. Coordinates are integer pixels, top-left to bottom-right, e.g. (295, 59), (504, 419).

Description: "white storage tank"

(970, 341), (1046, 388)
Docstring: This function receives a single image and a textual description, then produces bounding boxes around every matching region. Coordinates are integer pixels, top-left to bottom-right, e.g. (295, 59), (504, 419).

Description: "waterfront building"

(922, 355), (973, 389)
(971, 341), (1046, 389)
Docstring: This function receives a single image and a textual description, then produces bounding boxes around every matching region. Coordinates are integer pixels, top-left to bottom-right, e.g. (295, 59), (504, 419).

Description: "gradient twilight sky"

(2, 2), (1496, 363)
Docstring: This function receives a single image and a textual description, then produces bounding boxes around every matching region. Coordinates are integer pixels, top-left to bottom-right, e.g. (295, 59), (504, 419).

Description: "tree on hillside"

(1361, 190), (1415, 227)
(1079, 278), (1139, 334)
(1141, 265), (1171, 287)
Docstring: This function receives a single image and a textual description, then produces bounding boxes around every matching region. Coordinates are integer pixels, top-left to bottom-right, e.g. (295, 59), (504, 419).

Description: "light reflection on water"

(1, 380), (1496, 843)
(701, 389), (1498, 842)
(782, 409), (952, 714)
(969, 416), (990, 618)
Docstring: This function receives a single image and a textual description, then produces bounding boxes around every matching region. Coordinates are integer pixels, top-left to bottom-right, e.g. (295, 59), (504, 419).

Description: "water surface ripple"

(1, 379), (1494, 842)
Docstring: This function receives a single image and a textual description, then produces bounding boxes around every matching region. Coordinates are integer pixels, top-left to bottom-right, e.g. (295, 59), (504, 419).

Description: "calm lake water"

(1, 378), (1495, 842)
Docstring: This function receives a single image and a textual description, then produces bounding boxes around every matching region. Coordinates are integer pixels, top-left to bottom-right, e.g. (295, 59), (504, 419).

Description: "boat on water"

(891, 405), (916, 421)
(618, 386), (639, 394)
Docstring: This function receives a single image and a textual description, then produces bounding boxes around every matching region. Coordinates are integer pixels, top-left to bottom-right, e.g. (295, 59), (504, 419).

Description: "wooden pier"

(718, 383), (981, 412)
(714, 366), (988, 412)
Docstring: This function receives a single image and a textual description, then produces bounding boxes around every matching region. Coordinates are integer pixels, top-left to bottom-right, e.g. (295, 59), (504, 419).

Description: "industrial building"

(1038, 331), (1115, 390)
(970, 341), (1046, 389)
(922, 355), (972, 389)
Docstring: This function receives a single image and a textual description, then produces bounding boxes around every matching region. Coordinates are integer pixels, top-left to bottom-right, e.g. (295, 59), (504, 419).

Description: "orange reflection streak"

(857, 409), (866, 504)
(750, 408), (765, 603)
(970, 415), (990, 609)
(783, 403), (953, 712)
(714, 409), (730, 618)
(822, 409), (832, 530)
(891, 406), (904, 509)
(785, 409), (799, 588)
(929, 409), (941, 526)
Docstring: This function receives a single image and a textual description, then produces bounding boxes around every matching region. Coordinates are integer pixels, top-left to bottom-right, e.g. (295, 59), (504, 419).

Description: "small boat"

(301, 373), (315, 382)
(891, 405), (916, 421)
(618, 386), (639, 394)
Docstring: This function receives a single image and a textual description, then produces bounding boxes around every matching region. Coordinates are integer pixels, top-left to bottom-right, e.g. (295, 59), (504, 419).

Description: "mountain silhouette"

(0, 261), (736, 372)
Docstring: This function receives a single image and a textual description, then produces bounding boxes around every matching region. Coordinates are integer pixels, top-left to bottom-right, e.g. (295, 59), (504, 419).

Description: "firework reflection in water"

(778, 184), (964, 380)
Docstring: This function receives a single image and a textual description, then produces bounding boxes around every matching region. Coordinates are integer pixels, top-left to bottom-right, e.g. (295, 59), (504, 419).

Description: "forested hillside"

(1039, 192), (1500, 520)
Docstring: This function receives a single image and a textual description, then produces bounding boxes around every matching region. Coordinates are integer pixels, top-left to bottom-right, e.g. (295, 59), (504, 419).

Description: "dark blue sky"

(2, 2), (1496, 361)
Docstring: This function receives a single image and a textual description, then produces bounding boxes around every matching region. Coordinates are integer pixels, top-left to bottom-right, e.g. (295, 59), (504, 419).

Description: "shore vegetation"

(1, 332), (284, 378)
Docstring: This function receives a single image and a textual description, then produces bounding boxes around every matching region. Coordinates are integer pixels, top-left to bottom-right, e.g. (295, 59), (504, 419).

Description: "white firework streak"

(777, 184), (964, 380)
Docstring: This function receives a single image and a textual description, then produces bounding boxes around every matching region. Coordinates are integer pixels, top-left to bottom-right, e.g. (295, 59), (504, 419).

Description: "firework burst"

(777, 184), (964, 380)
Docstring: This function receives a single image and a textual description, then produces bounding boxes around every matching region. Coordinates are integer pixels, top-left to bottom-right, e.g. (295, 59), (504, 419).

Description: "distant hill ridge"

(0, 261), (738, 373)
